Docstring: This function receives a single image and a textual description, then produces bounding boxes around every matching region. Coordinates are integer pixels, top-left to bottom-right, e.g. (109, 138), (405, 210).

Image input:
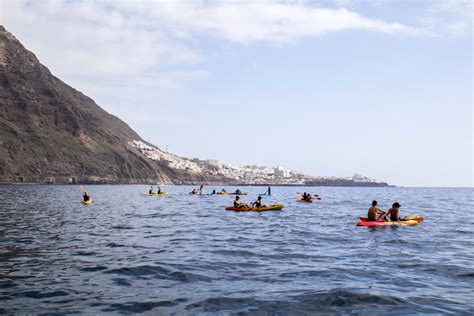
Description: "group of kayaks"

(81, 188), (424, 227)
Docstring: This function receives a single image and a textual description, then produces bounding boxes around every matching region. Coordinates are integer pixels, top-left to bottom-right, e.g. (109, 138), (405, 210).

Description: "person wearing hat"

(387, 202), (402, 222)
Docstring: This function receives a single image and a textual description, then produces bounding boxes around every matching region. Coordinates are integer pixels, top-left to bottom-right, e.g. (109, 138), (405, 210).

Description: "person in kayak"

(149, 186), (153, 194)
(252, 196), (266, 208)
(367, 200), (387, 221)
(234, 196), (249, 208)
(191, 189), (197, 195)
(235, 188), (242, 194)
(212, 189), (216, 194)
(386, 202), (402, 221)
(83, 192), (91, 202)
(221, 188), (227, 193)
(265, 186), (271, 195)
(302, 192), (312, 202)
(157, 186), (161, 194)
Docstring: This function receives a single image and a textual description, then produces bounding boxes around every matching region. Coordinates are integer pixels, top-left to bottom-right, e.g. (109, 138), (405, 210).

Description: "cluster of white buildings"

(130, 140), (205, 172)
(130, 140), (304, 183)
(131, 140), (383, 185)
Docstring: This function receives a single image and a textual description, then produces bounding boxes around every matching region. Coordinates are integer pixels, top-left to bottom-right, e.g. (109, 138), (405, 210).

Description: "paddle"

(296, 192), (321, 201)
(296, 192), (320, 197)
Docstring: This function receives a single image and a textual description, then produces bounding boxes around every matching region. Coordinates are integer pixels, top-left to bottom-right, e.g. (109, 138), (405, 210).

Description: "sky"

(1, 0), (472, 187)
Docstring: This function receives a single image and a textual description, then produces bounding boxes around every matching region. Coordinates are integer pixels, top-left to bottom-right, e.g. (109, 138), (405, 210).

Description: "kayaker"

(252, 196), (266, 208)
(212, 189), (216, 194)
(221, 189), (227, 193)
(191, 189), (197, 195)
(157, 186), (161, 194)
(149, 186), (153, 194)
(386, 202), (402, 221)
(266, 186), (271, 195)
(368, 200), (387, 221)
(302, 192), (312, 202)
(83, 192), (91, 202)
(235, 188), (242, 194)
(233, 196), (249, 208)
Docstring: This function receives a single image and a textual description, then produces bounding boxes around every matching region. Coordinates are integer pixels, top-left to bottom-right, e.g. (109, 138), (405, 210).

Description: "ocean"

(1, 184), (473, 314)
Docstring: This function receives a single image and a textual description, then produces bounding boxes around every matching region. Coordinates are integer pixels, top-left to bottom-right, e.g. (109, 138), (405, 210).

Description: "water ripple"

(0, 185), (472, 314)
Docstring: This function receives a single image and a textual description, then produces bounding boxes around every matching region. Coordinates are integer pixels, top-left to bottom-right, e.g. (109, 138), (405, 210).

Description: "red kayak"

(357, 220), (418, 227)
(298, 198), (313, 203)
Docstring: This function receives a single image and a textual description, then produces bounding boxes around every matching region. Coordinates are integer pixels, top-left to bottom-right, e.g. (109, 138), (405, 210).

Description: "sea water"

(0, 185), (473, 314)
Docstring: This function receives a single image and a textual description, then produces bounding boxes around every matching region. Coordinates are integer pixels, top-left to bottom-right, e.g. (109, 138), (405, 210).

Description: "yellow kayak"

(82, 200), (93, 205)
(144, 192), (168, 196)
(225, 204), (284, 212)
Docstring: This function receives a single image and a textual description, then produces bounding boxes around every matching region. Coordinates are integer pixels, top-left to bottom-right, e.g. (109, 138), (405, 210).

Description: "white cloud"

(0, 0), (430, 95)
(424, 0), (472, 36)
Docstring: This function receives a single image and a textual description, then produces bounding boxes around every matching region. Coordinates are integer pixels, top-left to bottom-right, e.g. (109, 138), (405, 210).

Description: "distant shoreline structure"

(0, 179), (390, 187)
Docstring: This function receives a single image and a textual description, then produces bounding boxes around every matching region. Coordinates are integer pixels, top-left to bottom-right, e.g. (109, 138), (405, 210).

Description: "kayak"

(298, 198), (313, 203)
(225, 204), (284, 212)
(217, 192), (247, 195)
(258, 194), (271, 197)
(82, 200), (93, 205)
(359, 216), (424, 223)
(357, 220), (418, 227)
(144, 192), (168, 196)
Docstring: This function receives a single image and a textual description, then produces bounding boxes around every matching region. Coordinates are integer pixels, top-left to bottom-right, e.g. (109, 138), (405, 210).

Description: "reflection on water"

(0, 185), (473, 314)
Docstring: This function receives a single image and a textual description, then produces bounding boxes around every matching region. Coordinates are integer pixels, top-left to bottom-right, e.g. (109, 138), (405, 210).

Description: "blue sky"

(1, 0), (472, 186)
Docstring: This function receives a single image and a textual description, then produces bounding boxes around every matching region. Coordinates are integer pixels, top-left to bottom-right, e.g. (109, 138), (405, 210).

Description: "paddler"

(157, 186), (162, 194)
(368, 200), (387, 221)
(302, 192), (312, 202)
(234, 196), (249, 208)
(235, 188), (242, 194)
(212, 189), (216, 194)
(83, 192), (91, 202)
(386, 202), (402, 222)
(149, 186), (153, 194)
(252, 196), (266, 208)
(265, 186), (271, 195)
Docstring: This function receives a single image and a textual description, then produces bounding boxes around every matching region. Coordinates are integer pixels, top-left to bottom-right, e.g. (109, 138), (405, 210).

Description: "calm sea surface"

(0, 185), (473, 314)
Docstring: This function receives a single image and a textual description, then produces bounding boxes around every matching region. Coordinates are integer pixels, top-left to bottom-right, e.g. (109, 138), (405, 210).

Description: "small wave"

(104, 265), (213, 282)
(105, 242), (125, 248)
(80, 266), (108, 272)
(186, 289), (407, 314)
(101, 298), (187, 313)
(210, 249), (258, 257)
(111, 278), (132, 287)
(11, 290), (69, 299)
(111, 225), (133, 230)
(73, 251), (97, 256)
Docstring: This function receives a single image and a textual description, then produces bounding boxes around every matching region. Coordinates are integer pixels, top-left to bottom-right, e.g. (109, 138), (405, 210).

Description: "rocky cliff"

(0, 26), (228, 184)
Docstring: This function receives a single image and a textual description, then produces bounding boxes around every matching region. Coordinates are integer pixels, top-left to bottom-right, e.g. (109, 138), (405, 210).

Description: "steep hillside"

(0, 25), (228, 184)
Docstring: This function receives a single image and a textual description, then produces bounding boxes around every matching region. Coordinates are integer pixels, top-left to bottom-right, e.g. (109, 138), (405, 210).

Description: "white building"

(206, 159), (221, 168)
(274, 166), (290, 178)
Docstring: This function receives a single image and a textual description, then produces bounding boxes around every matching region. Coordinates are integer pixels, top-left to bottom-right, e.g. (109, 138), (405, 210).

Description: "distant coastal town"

(131, 141), (388, 187)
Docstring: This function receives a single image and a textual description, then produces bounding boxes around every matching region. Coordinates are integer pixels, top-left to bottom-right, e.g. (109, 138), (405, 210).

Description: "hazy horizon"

(1, 0), (472, 187)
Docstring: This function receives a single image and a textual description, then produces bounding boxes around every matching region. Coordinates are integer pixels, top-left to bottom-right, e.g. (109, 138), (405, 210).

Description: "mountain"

(0, 25), (229, 184)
